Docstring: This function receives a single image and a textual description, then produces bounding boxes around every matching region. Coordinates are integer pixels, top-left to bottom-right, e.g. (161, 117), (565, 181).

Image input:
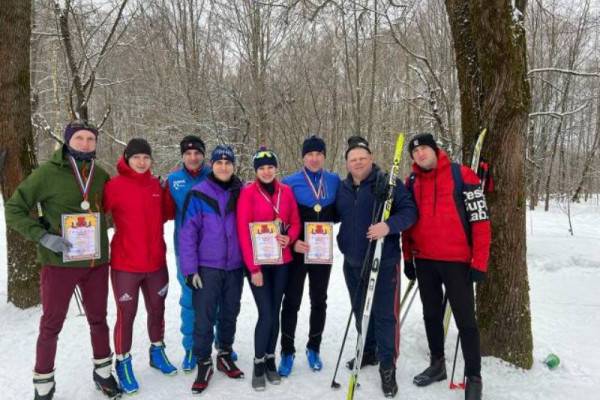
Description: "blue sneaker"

(306, 349), (323, 371)
(149, 343), (178, 376)
(182, 349), (197, 373)
(115, 354), (139, 394)
(278, 353), (294, 377)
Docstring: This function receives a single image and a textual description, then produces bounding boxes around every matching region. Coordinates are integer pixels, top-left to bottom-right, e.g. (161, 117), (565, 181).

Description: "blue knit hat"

(253, 146), (278, 170)
(302, 135), (326, 157)
(211, 145), (235, 164)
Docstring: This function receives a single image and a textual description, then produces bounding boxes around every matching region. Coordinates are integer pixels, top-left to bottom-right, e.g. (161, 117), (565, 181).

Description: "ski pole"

(331, 201), (384, 389)
(331, 307), (354, 389)
(399, 279), (416, 310)
(73, 286), (85, 316)
(398, 256), (419, 325)
(449, 334), (465, 389)
(399, 281), (419, 328)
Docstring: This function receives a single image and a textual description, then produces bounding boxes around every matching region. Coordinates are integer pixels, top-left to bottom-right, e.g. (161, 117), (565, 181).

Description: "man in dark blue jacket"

(278, 135), (341, 377)
(336, 136), (417, 398)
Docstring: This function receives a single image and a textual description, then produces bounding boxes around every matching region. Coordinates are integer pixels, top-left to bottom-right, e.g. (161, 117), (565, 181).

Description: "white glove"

(186, 273), (203, 290)
(39, 233), (72, 253)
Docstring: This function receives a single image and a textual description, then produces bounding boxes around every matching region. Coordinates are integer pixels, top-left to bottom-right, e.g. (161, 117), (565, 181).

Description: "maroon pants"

(111, 268), (169, 355)
(36, 264), (111, 374)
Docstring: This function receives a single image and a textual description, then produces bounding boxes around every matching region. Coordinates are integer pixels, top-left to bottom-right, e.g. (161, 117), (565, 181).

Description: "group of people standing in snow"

(5, 120), (490, 400)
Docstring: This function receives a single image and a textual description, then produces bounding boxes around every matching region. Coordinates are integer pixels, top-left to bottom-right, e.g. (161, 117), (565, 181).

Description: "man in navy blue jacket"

(336, 136), (417, 398)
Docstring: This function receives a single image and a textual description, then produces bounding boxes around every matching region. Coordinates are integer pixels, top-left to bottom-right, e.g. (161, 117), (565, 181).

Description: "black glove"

(185, 273), (202, 290)
(404, 260), (416, 281)
(374, 172), (390, 202)
(469, 269), (486, 283)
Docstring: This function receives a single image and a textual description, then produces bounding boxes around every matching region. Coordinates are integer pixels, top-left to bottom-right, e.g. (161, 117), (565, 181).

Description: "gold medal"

(313, 203), (322, 213)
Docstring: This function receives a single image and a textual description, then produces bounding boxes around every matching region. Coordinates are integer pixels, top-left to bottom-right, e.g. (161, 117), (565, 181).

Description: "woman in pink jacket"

(237, 147), (301, 391)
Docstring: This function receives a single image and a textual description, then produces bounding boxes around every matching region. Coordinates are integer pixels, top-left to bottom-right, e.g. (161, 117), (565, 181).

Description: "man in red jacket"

(103, 138), (176, 394)
(402, 133), (491, 400)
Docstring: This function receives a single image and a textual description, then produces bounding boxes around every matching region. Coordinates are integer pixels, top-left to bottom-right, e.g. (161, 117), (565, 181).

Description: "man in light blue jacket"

(166, 135), (210, 371)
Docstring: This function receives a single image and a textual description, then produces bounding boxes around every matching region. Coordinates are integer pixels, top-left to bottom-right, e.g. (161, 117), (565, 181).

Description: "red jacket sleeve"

(236, 186), (260, 275)
(401, 176), (414, 260)
(103, 178), (115, 214)
(162, 184), (176, 222)
(461, 167), (491, 272)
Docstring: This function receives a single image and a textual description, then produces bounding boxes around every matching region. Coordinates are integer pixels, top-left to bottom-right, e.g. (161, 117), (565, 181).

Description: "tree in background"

(0, 1), (40, 308)
(444, 0), (533, 368)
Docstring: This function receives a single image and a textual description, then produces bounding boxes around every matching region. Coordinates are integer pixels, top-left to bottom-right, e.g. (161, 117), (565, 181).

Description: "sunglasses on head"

(253, 150), (278, 161)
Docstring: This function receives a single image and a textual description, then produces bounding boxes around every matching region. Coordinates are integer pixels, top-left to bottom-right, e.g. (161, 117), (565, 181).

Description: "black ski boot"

(379, 366), (398, 398)
(265, 354), (281, 384)
(465, 375), (482, 400)
(33, 372), (55, 400)
(346, 350), (379, 370)
(413, 356), (447, 386)
(191, 358), (214, 395)
(93, 357), (122, 399)
(252, 357), (266, 391)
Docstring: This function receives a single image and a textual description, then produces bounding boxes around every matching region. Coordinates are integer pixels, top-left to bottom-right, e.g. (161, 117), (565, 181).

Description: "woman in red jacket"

(237, 147), (301, 391)
(103, 138), (176, 394)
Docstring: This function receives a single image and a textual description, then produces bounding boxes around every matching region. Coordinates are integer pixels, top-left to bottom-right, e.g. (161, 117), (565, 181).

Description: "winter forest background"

(1, 0), (600, 395)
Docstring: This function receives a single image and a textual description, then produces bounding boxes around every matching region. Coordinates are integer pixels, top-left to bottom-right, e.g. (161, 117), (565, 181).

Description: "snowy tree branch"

(528, 68), (600, 78)
(529, 103), (588, 119)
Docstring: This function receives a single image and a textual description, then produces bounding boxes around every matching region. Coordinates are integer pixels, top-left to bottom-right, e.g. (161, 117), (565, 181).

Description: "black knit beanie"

(408, 133), (438, 157)
(180, 135), (206, 156)
(253, 146), (278, 170)
(302, 135), (326, 157)
(345, 136), (371, 159)
(124, 138), (152, 162)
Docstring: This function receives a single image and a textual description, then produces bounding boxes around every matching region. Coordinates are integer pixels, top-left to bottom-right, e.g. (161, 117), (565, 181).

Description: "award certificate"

(250, 221), (283, 265)
(62, 213), (101, 262)
(304, 222), (334, 264)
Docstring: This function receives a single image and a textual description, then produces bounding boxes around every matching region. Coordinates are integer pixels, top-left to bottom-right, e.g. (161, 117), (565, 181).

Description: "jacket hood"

(116, 156), (152, 182)
(412, 149), (451, 177)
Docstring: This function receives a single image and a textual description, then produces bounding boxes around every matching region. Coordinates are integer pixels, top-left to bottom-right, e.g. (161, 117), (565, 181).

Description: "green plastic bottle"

(544, 353), (560, 370)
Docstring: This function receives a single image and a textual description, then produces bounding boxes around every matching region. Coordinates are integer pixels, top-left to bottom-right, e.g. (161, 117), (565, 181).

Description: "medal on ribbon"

(68, 156), (95, 211)
(303, 169), (325, 213)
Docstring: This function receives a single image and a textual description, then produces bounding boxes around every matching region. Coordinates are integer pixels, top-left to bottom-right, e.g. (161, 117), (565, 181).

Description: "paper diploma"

(250, 221), (283, 265)
(62, 213), (101, 262)
(304, 222), (333, 264)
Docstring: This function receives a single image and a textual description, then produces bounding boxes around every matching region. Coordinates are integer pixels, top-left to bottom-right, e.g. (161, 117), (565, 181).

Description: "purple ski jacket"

(178, 175), (243, 275)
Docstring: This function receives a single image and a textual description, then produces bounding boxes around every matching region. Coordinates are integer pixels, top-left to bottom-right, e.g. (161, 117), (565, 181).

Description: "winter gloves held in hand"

(468, 269), (486, 283)
(185, 273), (203, 290)
(39, 233), (72, 253)
(374, 172), (390, 202)
(404, 260), (416, 281)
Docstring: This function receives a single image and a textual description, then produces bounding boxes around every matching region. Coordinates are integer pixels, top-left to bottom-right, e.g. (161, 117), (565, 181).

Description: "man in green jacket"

(5, 121), (121, 400)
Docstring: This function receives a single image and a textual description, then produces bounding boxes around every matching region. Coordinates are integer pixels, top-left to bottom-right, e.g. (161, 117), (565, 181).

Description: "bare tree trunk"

(0, 0), (40, 308)
(572, 97), (600, 202)
(444, 0), (533, 369)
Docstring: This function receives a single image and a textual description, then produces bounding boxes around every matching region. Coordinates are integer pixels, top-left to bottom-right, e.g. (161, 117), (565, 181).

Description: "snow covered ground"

(1, 198), (599, 399)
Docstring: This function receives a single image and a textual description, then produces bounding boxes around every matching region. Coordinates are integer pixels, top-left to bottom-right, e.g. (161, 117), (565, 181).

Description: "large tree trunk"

(0, 1), (40, 308)
(444, 0), (533, 368)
